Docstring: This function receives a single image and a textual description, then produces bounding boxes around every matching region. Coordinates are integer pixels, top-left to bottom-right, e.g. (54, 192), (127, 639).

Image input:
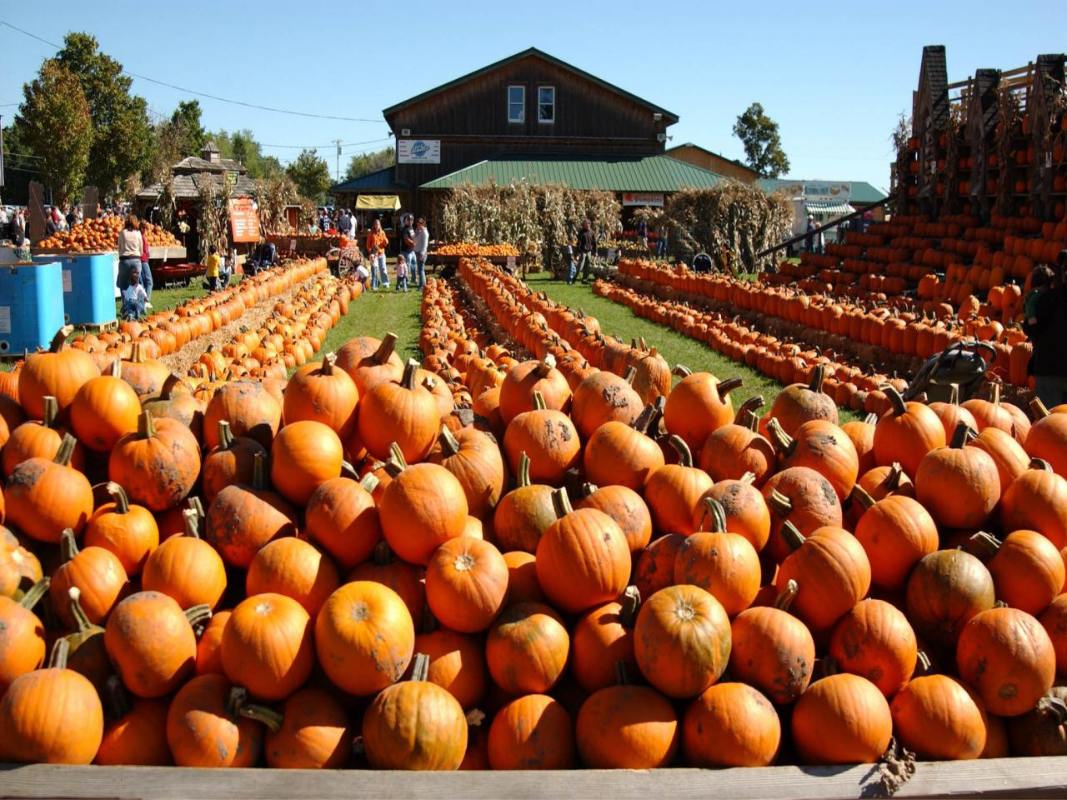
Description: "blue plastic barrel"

(33, 251), (118, 325)
(0, 261), (65, 354)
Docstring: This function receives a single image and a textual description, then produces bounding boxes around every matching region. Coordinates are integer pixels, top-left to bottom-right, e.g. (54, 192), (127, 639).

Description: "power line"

(0, 19), (385, 123)
(258, 136), (393, 151)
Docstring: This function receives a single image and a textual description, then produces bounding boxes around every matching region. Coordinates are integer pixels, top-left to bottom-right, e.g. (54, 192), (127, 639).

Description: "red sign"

(229, 198), (261, 243)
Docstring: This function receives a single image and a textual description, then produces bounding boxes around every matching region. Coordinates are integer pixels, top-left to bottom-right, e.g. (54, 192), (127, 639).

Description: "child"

(203, 245), (221, 292)
(121, 269), (148, 321)
(395, 254), (409, 292)
(1025, 265), (1054, 327)
(355, 260), (370, 291)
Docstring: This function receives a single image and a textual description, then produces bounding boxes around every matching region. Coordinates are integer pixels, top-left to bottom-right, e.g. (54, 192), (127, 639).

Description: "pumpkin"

(571, 587), (640, 693)
(282, 353), (359, 437)
(662, 369), (741, 454)
(674, 499), (760, 615)
(84, 482), (159, 576)
(503, 391), (581, 485)
(202, 380), (282, 450)
(583, 410), (665, 490)
(841, 412), (878, 476)
(956, 606), (1055, 717)
(502, 550), (545, 605)
(729, 580), (815, 704)
(775, 523), (871, 633)
(968, 426), (1030, 490)
(246, 537), (340, 617)
(499, 355), (572, 424)
(96, 696), (173, 766)
(50, 529), (128, 628)
(535, 488), (631, 613)
(104, 591), (208, 698)
(195, 609), (231, 676)
(575, 671), (679, 769)
(906, 549), (995, 648)
(891, 673), (987, 760)
(109, 412), (201, 512)
(682, 682), (781, 767)
(428, 426), (507, 520)
(492, 452), (555, 553)
(205, 451), (297, 569)
(791, 674), (892, 764)
(1007, 686), (1067, 756)
(166, 674), (271, 767)
(314, 581), (414, 696)
(574, 483), (651, 554)
(1, 396), (65, 479)
(700, 398), (776, 486)
(972, 530), (1065, 615)
(62, 587), (110, 693)
(425, 537), (508, 633)
(928, 384), (978, 440)
(915, 424), (1000, 529)
(143, 508), (227, 610)
(872, 385), (946, 477)
(119, 342), (168, 401)
(1000, 459), (1067, 549)
(767, 364), (838, 436)
(488, 693), (575, 770)
(761, 466), (843, 563)
(852, 489), (939, 592)
(347, 541), (426, 622)
(69, 361), (140, 452)
(1026, 398), (1067, 477)
(414, 625), (487, 709)
(633, 584), (731, 699)
(18, 325), (100, 419)
(222, 592), (314, 701)
(644, 436), (713, 535)
(141, 375), (204, 442)
(1040, 594), (1067, 679)
(829, 599), (918, 697)
(6, 434), (93, 544)
(201, 420), (266, 506)
(270, 420), (344, 507)
(265, 688), (351, 769)
(357, 359), (441, 463)
(768, 417), (859, 501)
(362, 652), (467, 770)
(633, 533), (686, 599)
(486, 601), (569, 694)
(693, 473), (771, 552)
(305, 474), (380, 570)
(570, 367), (642, 439)
(380, 454), (469, 565)
(0, 639), (103, 765)
(0, 578), (49, 693)
(334, 332), (403, 396)
(962, 384), (1016, 436)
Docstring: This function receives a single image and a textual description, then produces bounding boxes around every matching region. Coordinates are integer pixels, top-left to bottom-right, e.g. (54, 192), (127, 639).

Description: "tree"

(345, 147), (395, 181)
(210, 129), (284, 180)
(54, 32), (152, 199)
(286, 149), (331, 203)
(15, 61), (92, 205)
(170, 100), (206, 156)
(733, 103), (790, 178)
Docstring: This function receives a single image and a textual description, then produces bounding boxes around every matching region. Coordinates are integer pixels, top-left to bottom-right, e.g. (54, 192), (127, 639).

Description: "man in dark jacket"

(1026, 250), (1067, 407)
(574, 220), (597, 283)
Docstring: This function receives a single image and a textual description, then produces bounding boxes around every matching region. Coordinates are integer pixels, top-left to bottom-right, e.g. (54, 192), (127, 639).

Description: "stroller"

(903, 340), (996, 403)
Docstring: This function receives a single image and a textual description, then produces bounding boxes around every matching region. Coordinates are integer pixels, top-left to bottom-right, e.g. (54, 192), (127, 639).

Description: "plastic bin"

(0, 261), (65, 354)
(33, 251), (117, 325)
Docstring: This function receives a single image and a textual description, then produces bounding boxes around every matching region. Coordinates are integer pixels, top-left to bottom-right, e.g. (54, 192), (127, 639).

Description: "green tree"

(286, 149), (331, 203)
(54, 32), (152, 199)
(345, 146), (395, 180)
(15, 61), (92, 205)
(170, 100), (206, 156)
(209, 128), (284, 179)
(733, 102), (790, 178)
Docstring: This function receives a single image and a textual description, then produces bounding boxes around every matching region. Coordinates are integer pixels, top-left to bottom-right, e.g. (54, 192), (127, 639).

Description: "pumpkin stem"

(531, 391), (547, 411)
(137, 410), (156, 439)
(516, 452), (532, 488)
(883, 463), (905, 492)
(217, 420), (235, 450)
(42, 396), (59, 428)
(578, 482), (598, 500)
(387, 442), (408, 473)
(230, 689), (284, 734)
(672, 364), (692, 378)
(717, 377), (743, 398)
(187, 496), (205, 521)
(339, 460), (359, 480)
(966, 532), (1002, 561)
(618, 586), (641, 628)
(59, 529), (80, 562)
(54, 433), (78, 467)
(667, 434), (694, 467)
(863, 412), (878, 425)
(915, 650), (933, 675)
(808, 364), (826, 393)
(739, 471), (757, 485)
(988, 382), (1001, 408)
(765, 418), (796, 456)
(359, 473), (380, 494)
(947, 383), (960, 406)
(374, 333), (398, 365)
(1029, 457), (1053, 472)
(105, 674), (132, 720)
(698, 497), (728, 533)
(536, 354), (556, 377)
(465, 708), (486, 727)
(949, 423), (975, 449)
(633, 397), (665, 434)
(1030, 397), (1051, 419)
(550, 487), (573, 519)
(880, 384), (907, 417)
(1036, 695), (1067, 724)
(251, 451), (268, 490)
(438, 425), (461, 457)
(613, 660), (634, 686)
(773, 579), (799, 612)
(49, 636), (72, 670)
(736, 395), (764, 426)
(410, 652), (431, 682)
(18, 577), (50, 611)
(105, 482), (131, 515)
(850, 484), (876, 512)
(767, 490), (793, 517)
(400, 358), (420, 391)
(372, 540), (395, 565)
(320, 352), (335, 375)
(624, 366), (637, 385)
(182, 508), (203, 540)
(158, 373), (182, 400)
(184, 604), (213, 631)
(48, 325), (74, 353)
(780, 520), (806, 552)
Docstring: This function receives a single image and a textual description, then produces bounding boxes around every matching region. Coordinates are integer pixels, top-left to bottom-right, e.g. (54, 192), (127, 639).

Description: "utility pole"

(334, 139), (342, 182)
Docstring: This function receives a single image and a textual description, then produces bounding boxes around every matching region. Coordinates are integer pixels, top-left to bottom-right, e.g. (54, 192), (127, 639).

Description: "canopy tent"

(805, 200), (854, 217)
(356, 194), (401, 211)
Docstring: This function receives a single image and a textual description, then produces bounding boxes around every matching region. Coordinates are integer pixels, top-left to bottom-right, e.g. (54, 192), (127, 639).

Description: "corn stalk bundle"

(994, 86), (1023, 215)
(254, 175), (297, 234)
(157, 170), (178, 232)
(194, 172), (232, 261)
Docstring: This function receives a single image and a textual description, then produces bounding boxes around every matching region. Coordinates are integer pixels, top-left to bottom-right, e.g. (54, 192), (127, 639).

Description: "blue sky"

(2, 1), (1065, 190)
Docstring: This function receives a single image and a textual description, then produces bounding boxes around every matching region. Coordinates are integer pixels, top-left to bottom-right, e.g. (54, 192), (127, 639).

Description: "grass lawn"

(317, 285), (423, 363)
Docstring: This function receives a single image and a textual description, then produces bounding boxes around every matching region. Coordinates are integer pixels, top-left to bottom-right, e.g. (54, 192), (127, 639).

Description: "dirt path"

(159, 275), (317, 377)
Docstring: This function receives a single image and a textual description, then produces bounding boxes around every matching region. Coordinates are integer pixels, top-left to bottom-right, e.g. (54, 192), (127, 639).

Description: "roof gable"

(383, 47), (678, 124)
(665, 143), (756, 173)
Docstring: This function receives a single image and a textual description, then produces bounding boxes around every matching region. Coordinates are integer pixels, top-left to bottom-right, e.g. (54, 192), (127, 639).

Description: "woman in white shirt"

(116, 215), (144, 291)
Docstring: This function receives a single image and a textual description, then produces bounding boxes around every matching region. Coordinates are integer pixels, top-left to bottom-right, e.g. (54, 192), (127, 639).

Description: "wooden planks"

(2, 757), (1067, 800)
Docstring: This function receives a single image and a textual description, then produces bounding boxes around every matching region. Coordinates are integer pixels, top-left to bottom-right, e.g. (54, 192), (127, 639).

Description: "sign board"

(82, 186), (99, 220)
(506, 256), (516, 270)
(397, 139), (441, 164)
(777, 181), (852, 203)
(228, 198), (261, 244)
(621, 192), (665, 207)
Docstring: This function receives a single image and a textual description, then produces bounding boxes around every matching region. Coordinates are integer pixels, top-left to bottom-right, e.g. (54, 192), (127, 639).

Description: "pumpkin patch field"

(2, 248), (1067, 796)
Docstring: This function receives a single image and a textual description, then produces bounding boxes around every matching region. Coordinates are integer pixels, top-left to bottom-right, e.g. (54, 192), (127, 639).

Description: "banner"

(621, 192), (665, 207)
(228, 198), (261, 243)
(778, 181), (852, 203)
(398, 139), (441, 164)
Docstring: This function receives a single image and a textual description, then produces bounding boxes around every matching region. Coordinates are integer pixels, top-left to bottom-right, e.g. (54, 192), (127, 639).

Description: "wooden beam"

(3, 757), (1066, 800)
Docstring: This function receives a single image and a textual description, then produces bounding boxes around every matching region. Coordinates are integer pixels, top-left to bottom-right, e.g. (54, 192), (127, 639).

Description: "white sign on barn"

(398, 140), (441, 164)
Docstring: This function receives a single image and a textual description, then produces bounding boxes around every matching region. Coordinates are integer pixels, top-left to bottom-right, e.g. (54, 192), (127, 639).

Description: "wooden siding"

(666, 145), (759, 183)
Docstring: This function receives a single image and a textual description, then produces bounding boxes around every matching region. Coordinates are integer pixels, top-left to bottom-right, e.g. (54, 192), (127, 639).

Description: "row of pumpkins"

(2, 258), (1067, 773)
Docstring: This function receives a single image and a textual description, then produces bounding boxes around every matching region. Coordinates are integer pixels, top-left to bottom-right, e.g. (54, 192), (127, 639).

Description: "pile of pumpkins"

(3, 261), (1067, 775)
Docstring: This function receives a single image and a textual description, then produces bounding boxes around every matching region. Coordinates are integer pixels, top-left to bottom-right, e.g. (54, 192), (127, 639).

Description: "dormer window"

(507, 86), (525, 123)
(538, 86), (555, 124)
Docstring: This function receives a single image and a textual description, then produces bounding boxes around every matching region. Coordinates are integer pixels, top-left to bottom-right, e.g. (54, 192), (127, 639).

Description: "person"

(636, 218), (648, 249)
(1025, 265), (1054, 326)
(395, 254), (409, 292)
(692, 252), (713, 273)
(1025, 252), (1067, 408)
(203, 245), (222, 292)
(117, 215), (144, 291)
(354, 260), (371, 291)
(138, 220), (154, 304)
(413, 217), (430, 289)
(563, 227), (577, 283)
(806, 215), (816, 253)
(44, 208), (59, 237)
(399, 214), (417, 287)
(121, 269), (148, 320)
(572, 220), (597, 284)
(338, 209), (353, 238)
(249, 237), (277, 275)
(365, 219), (389, 289)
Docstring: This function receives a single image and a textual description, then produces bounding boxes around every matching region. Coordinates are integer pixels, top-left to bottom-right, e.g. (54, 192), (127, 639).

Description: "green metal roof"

(757, 178), (888, 205)
(420, 156), (726, 192)
(330, 167), (403, 195)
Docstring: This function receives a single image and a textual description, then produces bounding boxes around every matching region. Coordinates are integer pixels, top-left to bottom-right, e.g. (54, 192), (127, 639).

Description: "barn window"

(538, 86), (556, 123)
(507, 85), (525, 123)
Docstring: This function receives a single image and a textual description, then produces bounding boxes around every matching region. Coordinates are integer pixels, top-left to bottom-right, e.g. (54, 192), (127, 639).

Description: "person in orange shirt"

(364, 219), (389, 289)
